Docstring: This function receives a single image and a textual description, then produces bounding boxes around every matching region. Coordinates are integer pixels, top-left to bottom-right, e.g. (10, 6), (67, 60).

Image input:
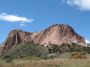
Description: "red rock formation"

(2, 29), (32, 54)
(33, 24), (85, 45)
(2, 24), (86, 54)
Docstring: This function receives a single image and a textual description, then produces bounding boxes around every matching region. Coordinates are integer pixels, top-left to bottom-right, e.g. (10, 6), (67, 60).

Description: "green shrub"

(3, 55), (13, 63)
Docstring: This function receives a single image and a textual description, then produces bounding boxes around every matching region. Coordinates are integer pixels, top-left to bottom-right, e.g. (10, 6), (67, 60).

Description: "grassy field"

(0, 59), (90, 67)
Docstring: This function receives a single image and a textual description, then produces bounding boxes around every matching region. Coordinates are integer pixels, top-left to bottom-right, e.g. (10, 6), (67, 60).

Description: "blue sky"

(0, 0), (90, 43)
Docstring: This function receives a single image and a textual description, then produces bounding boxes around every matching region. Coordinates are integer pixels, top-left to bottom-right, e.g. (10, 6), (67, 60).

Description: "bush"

(70, 51), (87, 59)
(49, 45), (60, 54)
(3, 55), (13, 63)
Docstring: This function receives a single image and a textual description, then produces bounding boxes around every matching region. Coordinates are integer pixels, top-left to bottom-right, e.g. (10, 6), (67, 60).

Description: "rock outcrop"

(33, 24), (85, 45)
(2, 24), (86, 54)
(2, 29), (32, 54)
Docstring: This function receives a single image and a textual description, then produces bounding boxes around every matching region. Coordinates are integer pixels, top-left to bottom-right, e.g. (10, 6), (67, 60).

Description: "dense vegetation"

(2, 42), (49, 60)
(1, 42), (90, 62)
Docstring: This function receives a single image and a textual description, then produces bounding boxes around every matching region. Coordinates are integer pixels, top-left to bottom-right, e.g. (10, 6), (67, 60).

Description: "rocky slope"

(2, 24), (86, 54)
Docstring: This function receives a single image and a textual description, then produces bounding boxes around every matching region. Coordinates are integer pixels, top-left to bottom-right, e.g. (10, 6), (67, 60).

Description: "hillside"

(2, 42), (90, 60)
(2, 24), (86, 54)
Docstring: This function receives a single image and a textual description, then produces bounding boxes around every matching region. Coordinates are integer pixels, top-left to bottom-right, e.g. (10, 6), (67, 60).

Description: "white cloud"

(0, 13), (33, 27)
(64, 0), (90, 11)
(20, 23), (27, 27)
(85, 39), (90, 43)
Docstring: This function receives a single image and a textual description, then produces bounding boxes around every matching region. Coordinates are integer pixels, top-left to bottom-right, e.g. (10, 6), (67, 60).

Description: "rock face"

(2, 29), (33, 54)
(33, 24), (85, 45)
(2, 24), (86, 54)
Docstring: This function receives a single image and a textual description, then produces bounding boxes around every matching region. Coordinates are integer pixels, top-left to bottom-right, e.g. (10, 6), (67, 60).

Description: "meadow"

(0, 59), (90, 67)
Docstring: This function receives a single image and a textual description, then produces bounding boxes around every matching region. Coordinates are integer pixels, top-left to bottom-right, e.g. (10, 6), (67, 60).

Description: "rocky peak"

(44, 24), (74, 32)
(33, 24), (85, 45)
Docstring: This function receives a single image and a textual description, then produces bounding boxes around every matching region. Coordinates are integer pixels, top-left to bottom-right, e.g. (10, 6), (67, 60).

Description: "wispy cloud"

(0, 13), (33, 26)
(64, 0), (90, 11)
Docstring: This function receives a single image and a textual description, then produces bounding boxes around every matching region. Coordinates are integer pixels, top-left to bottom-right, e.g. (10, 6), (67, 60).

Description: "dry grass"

(0, 59), (90, 67)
